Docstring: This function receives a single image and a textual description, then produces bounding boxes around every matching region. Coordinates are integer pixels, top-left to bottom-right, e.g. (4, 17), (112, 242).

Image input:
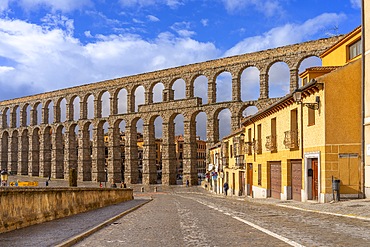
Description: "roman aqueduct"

(0, 36), (342, 186)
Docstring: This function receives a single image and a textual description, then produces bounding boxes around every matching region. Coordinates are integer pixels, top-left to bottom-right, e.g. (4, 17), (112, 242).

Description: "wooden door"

(247, 164), (253, 196)
(239, 171), (245, 196)
(312, 159), (318, 200)
(270, 162), (281, 199)
(291, 160), (302, 201)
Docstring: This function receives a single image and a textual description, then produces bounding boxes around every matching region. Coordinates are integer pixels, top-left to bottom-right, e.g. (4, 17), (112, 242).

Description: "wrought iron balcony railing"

(254, 139), (262, 154)
(265, 135), (277, 152)
(283, 130), (299, 149)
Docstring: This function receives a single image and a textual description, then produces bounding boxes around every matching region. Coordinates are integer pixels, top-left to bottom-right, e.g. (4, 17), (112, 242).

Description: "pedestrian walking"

(186, 179), (189, 187)
(223, 181), (229, 196)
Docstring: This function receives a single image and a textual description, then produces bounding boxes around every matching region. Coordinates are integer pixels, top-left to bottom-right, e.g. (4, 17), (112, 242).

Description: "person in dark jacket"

(223, 182), (229, 196)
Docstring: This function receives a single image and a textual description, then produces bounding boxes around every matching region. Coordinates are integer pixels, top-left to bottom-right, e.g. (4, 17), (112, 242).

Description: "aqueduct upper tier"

(0, 36), (342, 186)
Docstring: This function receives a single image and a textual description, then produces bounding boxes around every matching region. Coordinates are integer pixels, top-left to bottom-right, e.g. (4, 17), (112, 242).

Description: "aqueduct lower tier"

(0, 36), (342, 186)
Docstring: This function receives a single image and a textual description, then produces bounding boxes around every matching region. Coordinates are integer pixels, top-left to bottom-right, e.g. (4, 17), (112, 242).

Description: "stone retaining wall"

(0, 187), (133, 233)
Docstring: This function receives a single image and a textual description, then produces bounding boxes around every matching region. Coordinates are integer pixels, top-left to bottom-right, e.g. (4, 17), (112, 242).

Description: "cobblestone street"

(76, 187), (370, 247)
(2, 183), (370, 246)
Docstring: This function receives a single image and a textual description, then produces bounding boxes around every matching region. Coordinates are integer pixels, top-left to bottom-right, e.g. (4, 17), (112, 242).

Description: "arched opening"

(20, 129), (29, 175)
(47, 101), (54, 124)
(194, 75), (208, 104)
(87, 95), (94, 119)
(80, 122), (93, 181)
(15, 106), (20, 128)
(153, 83), (164, 103)
(68, 124), (79, 179)
(298, 56), (322, 87)
(216, 71), (232, 102)
(136, 118), (144, 183)
(1, 131), (9, 170)
(173, 79), (186, 100)
(268, 62), (290, 98)
(241, 67), (260, 101)
(154, 116), (163, 184)
(174, 114), (184, 182)
(73, 96), (80, 121)
(60, 98), (67, 122)
(55, 125), (65, 179)
(195, 111), (207, 179)
(36, 103), (42, 125)
(117, 88), (128, 114)
(135, 86), (145, 112)
(218, 108), (231, 141)
(10, 130), (18, 174)
(112, 119), (126, 183)
(3, 108), (10, 128)
(31, 128), (40, 176)
(101, 91), (110, 118)
(43, 126), (52, 178)
(242, 106), (258, 118)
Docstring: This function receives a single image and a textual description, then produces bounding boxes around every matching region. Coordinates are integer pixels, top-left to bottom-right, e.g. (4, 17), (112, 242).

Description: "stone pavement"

(5, 174), (370, 221)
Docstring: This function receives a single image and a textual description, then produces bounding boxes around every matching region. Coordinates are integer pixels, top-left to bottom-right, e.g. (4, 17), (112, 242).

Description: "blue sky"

(0, 0), (362, 140)
(0, 0), (361, 101)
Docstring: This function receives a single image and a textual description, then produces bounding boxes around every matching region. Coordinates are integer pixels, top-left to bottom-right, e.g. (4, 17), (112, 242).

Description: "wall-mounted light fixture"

(293, 88), (320, 110)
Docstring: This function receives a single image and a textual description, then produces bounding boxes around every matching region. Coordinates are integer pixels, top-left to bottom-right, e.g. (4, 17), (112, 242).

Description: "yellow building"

(213, 26), (362, 202)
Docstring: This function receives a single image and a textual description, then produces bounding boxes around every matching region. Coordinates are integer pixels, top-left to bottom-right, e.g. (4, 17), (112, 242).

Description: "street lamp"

(292, 88), (321, 110)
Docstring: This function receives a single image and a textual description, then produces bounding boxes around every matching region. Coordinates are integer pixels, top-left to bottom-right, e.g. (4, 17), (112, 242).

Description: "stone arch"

(44, 99), (54, 124)
(98, 90), (110, 118)
(43, 126), (52, 178)
(215, 70), (233, 103)
(111, 119), (126, 183)
(31, 127), (40, 176)
(20, 129), (29, 175)
(55, 124), (65, 178)
(115, 88), (128, 114)
(21, 104), (31, 127)
(240, 66), (260, 101)
(2, 107), (10, 128)
(214, 107), (232, 142)
(33, 102), (42, 125)
(11, 105), (20, 128)
(67, 123), (79, 178)
(172, 78), (186, 100)
(267, 60), (291, 98)
(133, 85), (145, 113)
(80, 121), (93, 181)
(94, 120), (108, 182)
(70, 95), (81, 121)
(297, 55), (322, 86)
(1, 131), (9, 170)
(192, 74), (208, 104)
(10, 130), (19, 174)
(152, 82), (165, 103)
(55, 97), (67, 123)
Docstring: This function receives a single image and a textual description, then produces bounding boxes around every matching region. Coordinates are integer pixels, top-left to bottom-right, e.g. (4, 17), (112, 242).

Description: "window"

(308, 107), (315, 126)
(348, 39), (361, 60)
(258, 164), (262, 185)
(230, 144), (233, 158)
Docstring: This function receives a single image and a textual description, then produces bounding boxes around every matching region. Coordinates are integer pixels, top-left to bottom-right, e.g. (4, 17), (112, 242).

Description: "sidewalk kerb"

(277, 204), (370, 221)
(55, 198), (152, 247)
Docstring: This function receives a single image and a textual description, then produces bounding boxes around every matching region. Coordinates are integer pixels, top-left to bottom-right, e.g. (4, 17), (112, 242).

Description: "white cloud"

(119, 0), (183, 8)
(224, 13), (347, 56)
(171, 21), (195, 37)
(0, 18), (219, 99)
(221, 0), (284, 17)
(200, 19), (208, 27)
(13, 0), (93, 13)
(0, 66), (14, 73)
(147, 15), (160, 22)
